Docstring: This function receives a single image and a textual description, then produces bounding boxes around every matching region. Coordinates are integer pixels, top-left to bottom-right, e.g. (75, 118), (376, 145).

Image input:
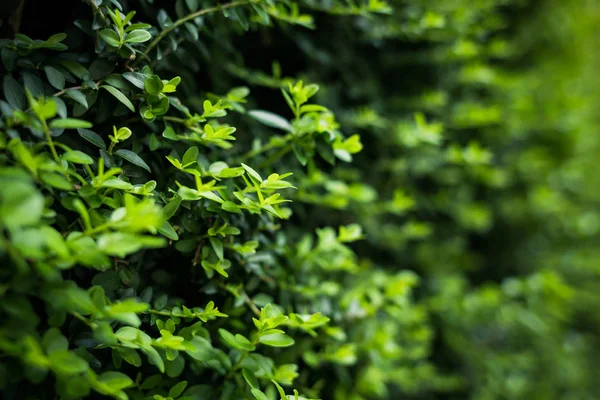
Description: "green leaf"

(125, 29), (152, 43)
(158, 221), (179, 240)
(182, 146), (199, 166)
(186, 0), (199, 12)
(241, 163), (263, 183)
(89, 59), (116, 80)
(169, 381), (188, 398)
(115, 149), (151, 172)
(50, 118), (93, 129)
(101, 85), (135, 112)
(97, 232), (165, 257)
(162, 196), (181, 220)
(209, 237), (224, 260)
(94, 322), (118, 346)
(118, 347), (142, 367)
(243, 368), (260, 389)
(123, 72), (146, 89)
(248, 110), (292, 131)
(78, 128), (106, 149)
(234, 334), (256, 351)
(62, 150), (94, 165)
(60, 60), (89, 80)
(144, 75), (164, 95)
(99, 29), (121, 47)
(3, 75), (25, 109)
(0, 175), (44, 229)
(251, 388), (269, 400)
(218, 328), (249, 351)
(40, 172), (73, 191)
(44, 66), (65, 90)
(97, 371), (134, 391)
(42, 328), (69, 354)
(259, 332), (295, 347)
(142, 346), (165, 373)
(23, 73), (45, 97)
(46, 33), (67, 44)
(65, 89), (88, 109)
(48, 351), (89, 375)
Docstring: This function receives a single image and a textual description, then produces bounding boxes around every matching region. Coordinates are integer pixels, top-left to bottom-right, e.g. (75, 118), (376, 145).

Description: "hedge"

(1, 0), (599, 399)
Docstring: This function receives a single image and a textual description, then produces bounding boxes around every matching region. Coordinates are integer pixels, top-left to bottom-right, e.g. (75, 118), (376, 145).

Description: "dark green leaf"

(259, 333), (294, 347)
(62, 150), (94, 165)
(65, 89), (88, 109)
(78, 128), (106, 149)
(123, 72), (146, 89)
(101, 86), (135, 112)
(115, 149), (151, 172)
(44, 66), (65, 90)
(99, 29), (121, 47)
(3, 75), (25, 109)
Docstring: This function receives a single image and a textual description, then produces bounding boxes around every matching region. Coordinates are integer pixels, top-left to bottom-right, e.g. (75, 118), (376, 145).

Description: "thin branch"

(134, 0), (249, 67)
(53, 86), (82, 97)
(241, 289), (261, 316)
(85, 0), (108, 25)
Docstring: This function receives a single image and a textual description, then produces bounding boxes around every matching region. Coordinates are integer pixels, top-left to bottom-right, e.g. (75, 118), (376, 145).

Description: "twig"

(85, 0), (108, 25)
(53, 86), (82, 97)
(134, 0), (249, 67)
(241, 289), (261, 316)
(192, 240), (204, 265)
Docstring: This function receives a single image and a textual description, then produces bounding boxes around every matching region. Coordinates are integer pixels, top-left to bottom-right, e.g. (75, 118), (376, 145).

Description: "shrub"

(1, 0), (599, 399)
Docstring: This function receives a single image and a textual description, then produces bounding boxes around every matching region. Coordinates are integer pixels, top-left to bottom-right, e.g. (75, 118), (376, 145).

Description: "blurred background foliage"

(1, 0), (600, 399)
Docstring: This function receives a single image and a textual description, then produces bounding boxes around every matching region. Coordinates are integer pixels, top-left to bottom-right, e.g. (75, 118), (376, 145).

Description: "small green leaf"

(169, 381), (188, 398)
(144, 75), (164, 95)
(186, 0), (199, 12)
(125, 29), (152, 43)
(50, 118), (93, 129)
(243, 368), (260, 389)
(209, 237), (224, 260)
(78, 128), (106, 149)
(248, 110), (292, 131)
(66, 89), (88, 109)
(40, 172), (74, 191)
(99, 29), (121, 47)
(48, 351), (89, 375)
(142, 346), (165, 373)
(122, 72), (146, 89)
(97, 371), (134, 391)
(182, 146), (199, 166)
(118, 347), (142, 367)
(259, 332), (295, 347)
(42, 328), (69, 354)
(241, 163), (263, 183)
(62, 150), (94, 165)
(3, 75), (26, 109)
(60, 60), (89, 80)
(23, 73), (45, 97)
(219, 328), (245, 351)
(44, 65), (65, 90)
(97, 232), (165, 257)
(158, 221), (179, 240)
(101, 85), (135, 112)
(234, 334), (256, 351)
(251, 388), (269, 400)
(45, 33), (67, 44)
(162, 196), (181, 220)
(115, 149), (151, 172)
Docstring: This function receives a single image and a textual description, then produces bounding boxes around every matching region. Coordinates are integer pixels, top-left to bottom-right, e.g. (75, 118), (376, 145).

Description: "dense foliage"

(1, 0), (599, 399)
